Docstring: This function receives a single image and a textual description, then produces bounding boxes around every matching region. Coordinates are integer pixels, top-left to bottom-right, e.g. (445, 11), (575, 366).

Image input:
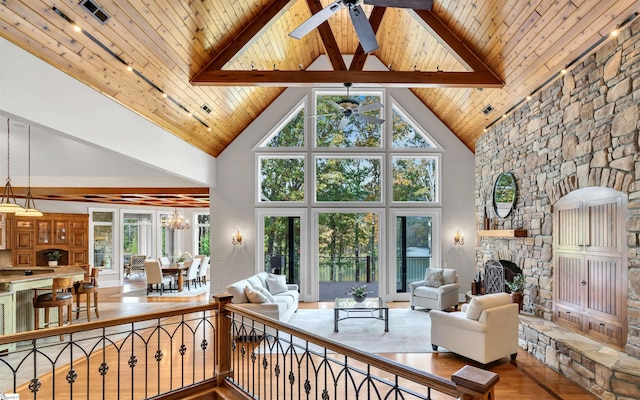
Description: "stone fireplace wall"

(475, 18), (640, 357)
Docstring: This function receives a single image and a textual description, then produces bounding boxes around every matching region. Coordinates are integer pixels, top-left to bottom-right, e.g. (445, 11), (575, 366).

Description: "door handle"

(581, 280), (586, 286)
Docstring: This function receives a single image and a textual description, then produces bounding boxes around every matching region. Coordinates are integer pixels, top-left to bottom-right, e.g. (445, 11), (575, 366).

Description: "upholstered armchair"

(409, 268), (460, 311)
(430, 292), (519, 364)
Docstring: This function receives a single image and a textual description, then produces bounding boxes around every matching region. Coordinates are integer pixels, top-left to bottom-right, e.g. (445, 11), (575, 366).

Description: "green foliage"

(198, 230), (210, 256)
(260, 158), (305, 201)
(46, 250), (62, 261)
(506, 273), (525, 293)
(265, 107), (305, 147)
(122, 218), (139, 255)
(315, 94), (382, 148)
(391, 108), (435, 148)
(347, 284), (372, 296)
(315, 158), (381, 202)
(392, 157), (436, 202)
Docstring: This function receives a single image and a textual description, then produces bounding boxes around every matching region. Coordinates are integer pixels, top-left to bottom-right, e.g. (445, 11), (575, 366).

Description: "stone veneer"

(475, 17), (640, 399)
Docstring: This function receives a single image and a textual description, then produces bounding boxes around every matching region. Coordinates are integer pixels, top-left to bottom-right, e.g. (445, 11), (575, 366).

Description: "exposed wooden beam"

(412, 9), (500, 78)
(190, 70), (503, 87)
(192, 0), (294, 80)
(307, 0), (347, 71)
(349, 6), (387, 71)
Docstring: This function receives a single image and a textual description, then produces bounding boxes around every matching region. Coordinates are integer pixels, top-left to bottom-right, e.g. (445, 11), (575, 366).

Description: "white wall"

(212, 86), (477, 301)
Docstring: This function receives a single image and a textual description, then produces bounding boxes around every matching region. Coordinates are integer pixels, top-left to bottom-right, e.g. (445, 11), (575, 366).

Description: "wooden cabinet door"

(553, 193), (626, 348)
(36, 220), (52, 246)
(70, 249), (88, 264)
(13, 231), (33, 250)
(13, 250), (33, 267)
(54, 220), (68, 245)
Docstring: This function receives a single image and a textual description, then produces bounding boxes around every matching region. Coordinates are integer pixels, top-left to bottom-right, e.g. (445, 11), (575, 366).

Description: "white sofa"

(430, 292), (519, 364)
(409, 268), (460, 311)
(226, 272), (299, 322)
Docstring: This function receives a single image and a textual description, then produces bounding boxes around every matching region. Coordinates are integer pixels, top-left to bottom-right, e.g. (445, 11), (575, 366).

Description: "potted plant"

(505, 273), (525, 311)
(347, 284), (372, 303)
(46, 250), (62, 267)
(176, 256), (186, 267)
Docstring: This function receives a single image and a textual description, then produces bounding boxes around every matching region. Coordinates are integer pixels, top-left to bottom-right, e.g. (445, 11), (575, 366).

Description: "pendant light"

(0, 119), (25, 213)
(15, 125), (42, 217)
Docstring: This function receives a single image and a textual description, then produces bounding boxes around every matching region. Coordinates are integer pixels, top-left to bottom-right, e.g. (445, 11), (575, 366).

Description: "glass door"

(317, 212), (379, 301)
(263, 215), (301, 285)
(121, 211), (154, 267)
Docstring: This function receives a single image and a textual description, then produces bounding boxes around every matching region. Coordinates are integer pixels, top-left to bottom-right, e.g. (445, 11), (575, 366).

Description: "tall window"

(122, 211), (154, 266)
(255, 92), (443, 300)
(194, 213), (210, 256)
(90, 209), (115, 269)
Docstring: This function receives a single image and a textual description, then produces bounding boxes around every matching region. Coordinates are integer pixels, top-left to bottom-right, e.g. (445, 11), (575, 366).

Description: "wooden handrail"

(0, 302), (216, 345)
(225, 302), (459, 396)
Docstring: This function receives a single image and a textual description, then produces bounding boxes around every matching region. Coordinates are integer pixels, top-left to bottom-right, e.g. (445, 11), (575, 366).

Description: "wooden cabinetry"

(553, 196), (626, 348)
(9, 213), (89, 267)
(0, 213), (7, 250)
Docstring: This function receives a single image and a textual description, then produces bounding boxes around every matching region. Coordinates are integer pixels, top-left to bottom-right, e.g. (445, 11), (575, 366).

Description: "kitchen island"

(0, 266), (86, 351)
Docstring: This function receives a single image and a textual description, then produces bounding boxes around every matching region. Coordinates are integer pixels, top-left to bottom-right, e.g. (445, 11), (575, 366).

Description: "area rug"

(112, 285), (209, 298)
(285, 308), (438, 354)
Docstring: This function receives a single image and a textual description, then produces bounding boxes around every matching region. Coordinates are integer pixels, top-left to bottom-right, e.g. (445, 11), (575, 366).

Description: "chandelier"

(162, 209), (190, 230)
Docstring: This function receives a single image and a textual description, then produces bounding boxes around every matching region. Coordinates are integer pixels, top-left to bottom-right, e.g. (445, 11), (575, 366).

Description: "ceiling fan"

(289, 0), (433, 53)
(312, 83), (385, 130)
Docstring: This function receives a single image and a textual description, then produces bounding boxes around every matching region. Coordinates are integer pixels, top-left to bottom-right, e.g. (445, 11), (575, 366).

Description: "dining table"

(162, 262), (190, 292)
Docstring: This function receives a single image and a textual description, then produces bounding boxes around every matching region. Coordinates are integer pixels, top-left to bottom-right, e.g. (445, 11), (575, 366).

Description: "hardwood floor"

(96, 280), (598, 399)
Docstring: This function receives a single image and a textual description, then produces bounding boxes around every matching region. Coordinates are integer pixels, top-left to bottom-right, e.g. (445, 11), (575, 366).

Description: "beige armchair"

(409, 268), (460, 311)
(430, 292), (519, 364)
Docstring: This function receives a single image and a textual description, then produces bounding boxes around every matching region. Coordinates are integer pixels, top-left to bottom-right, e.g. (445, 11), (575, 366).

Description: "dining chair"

(182, 258), (201, 290)
(144, 260), (173, 295)
(195, 255), (210, 285)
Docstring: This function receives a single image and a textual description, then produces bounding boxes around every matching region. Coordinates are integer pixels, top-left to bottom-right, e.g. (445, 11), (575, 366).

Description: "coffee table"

(334, 296), (389, 332)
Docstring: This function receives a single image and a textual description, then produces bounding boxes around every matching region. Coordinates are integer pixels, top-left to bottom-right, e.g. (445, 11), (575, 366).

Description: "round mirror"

(493, 172), (517, 218)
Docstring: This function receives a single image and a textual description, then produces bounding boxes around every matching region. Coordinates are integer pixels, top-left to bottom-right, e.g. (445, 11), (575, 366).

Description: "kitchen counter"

(0, 266), (87, 344)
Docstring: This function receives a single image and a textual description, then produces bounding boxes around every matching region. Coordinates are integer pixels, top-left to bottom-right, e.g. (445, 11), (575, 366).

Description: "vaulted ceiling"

(0, 1), (638, 196)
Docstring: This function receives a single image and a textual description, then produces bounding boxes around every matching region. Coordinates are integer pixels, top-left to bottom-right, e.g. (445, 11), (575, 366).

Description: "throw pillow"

(424, 269), (444, 288)
(465, 292), (512, 320)
(258, 286), (275, 303)
(266, 274), (288, 294)
(245, 285), (270, 303)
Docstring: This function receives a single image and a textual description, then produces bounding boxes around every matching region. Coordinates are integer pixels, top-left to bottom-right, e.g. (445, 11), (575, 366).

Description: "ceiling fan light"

(338, 99), (360, 109)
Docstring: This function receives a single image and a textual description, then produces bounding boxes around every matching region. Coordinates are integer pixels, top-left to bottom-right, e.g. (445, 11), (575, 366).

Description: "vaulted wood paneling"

(0, 0), (638, 159)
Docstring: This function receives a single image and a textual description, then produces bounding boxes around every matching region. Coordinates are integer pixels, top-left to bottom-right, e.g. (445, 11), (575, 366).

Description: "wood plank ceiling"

(1, 1), (639, 206)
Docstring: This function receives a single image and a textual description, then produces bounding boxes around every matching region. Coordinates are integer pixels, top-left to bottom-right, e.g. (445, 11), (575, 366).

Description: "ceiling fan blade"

(363, 0), (433, 10)
(356, 114), (385, 125)
(326, 100), (346, 112)
(354, 102), (383, 113)
(338, 116), (350, 130)
(290, 0), (343, 39)
(305, 113), (340, 118)
(349, 5), (379, 53)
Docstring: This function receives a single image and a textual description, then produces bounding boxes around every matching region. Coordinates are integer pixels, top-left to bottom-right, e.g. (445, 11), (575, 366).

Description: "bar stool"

(33, 276), (74, 339)
(75, 267), (100, 321)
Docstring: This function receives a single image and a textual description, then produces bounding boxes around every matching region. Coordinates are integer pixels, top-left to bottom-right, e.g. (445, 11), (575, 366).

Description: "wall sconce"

(232, 230), (243, 246)
(454, 230), (464, 245)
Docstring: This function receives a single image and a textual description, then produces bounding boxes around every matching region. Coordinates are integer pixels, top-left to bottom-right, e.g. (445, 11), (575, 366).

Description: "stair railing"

(214, 294), (498, 400)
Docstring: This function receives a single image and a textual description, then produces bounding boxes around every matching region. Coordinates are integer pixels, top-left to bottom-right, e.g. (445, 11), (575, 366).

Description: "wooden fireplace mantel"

(477, 229), (527, 238)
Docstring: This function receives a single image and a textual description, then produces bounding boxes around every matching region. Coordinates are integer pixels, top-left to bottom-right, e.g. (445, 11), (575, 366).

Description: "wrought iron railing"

(0, 296), (497, 400)
(221, 297), (497, 400)
(0, 304), (216, 399)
